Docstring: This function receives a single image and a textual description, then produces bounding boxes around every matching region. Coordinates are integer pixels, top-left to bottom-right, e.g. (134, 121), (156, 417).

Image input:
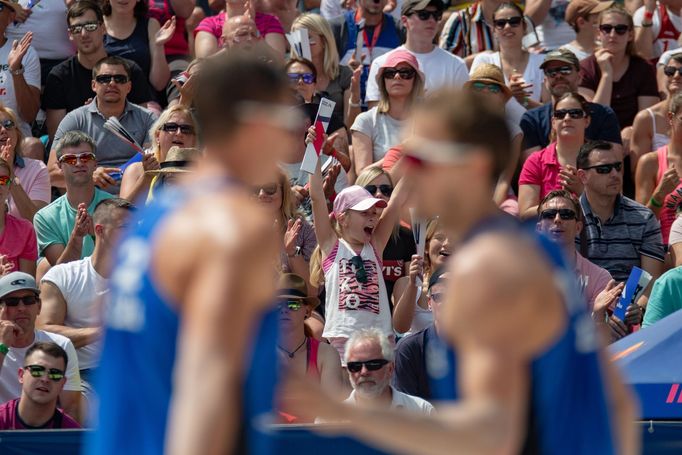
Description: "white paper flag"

(301, 98), (336, 174)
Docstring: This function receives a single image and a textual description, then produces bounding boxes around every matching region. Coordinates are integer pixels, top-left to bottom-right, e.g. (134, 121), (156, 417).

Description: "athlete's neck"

(584, 190), (616, 222)
(17, 396), (57, 427)
(65, 185), (95, 211)
(445, 197), (500, 244)
(405, 35), (435, 54)
(77, 48), (108, 70)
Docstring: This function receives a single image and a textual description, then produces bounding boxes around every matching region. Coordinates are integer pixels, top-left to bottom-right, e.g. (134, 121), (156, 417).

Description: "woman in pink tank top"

(635, 92), (682, 243)
(276, 273), (344, 423)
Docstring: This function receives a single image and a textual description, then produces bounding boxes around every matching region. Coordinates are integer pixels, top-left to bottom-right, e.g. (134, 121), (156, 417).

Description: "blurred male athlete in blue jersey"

(88, 48), (303, 454)
(286, 89), (639, 455)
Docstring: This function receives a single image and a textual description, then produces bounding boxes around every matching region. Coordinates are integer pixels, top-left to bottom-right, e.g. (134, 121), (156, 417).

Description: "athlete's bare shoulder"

(442, 231), (566, 359)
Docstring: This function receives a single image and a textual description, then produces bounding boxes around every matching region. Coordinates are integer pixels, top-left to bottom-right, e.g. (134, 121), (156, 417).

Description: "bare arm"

(630, 110), (654, 171)
(351, 131), (374, 175)
(37, 281), (101, 349)
(318, 341), (344, 395)
(194, 31), (218, 58)
(634, 26), (656, 61)
(638, 96), (659, 112)
(391, 273), (419, 334)
(638, 254), (663, 308)
(264, 33), (287, 56)
(524, 0), (552, 27)
(495, 134), (522, 207)
(592, 74), (613, 106)
(46, 109), (66, 143)
(18, 258), (35, 277)
(517, 184), (541, 221)
(148, 18), (172, 91)
(634, 152), (659, 210)
(9, 179), (47, 222)
(309, 152), (337, 256)
(372, 177), (408, 254)
(120, 162), (154, 202)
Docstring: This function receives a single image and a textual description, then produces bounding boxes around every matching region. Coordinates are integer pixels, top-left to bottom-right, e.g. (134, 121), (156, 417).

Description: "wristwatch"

(287, 246), (302, 258)
(10, 67), (24, 76)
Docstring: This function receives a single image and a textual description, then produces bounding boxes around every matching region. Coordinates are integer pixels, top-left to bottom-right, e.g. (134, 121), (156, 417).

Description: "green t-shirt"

(33, 189), (114, 259)
(642, 267), (682, 328)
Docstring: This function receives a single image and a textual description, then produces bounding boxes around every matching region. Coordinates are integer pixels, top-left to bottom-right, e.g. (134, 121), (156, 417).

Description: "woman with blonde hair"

(351, 50), (424, 175)
(0, 106), (49, 222)
(291, 13), (359, 126)
(120, 105), (198, 202)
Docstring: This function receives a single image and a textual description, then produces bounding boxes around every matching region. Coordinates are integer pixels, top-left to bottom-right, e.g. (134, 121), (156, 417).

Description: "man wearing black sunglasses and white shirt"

(577, 141), (665, 319)
(365, 0), (469, 106)
(0, 341), (80, 429)
(49, 56), (157, 195)
(521, 49), (622, 157)
(342, 327), (434, 415)
(0, 272), (81, 424)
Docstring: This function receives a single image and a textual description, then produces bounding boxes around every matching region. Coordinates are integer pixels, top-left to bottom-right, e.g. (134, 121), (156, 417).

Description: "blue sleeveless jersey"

(428, 217), (616, 455)
(87, 183), (280, 454)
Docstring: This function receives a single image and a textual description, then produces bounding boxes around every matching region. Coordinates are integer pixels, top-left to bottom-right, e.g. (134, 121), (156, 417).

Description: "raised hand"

(8, 32), (32, 73)
(155, 16), (177, 47)
(284, 218), (302, 256)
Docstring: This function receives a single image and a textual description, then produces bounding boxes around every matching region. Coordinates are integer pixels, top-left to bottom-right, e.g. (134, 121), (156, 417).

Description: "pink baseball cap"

(378, 49), (425, 82)
(332, 185), (388, 218)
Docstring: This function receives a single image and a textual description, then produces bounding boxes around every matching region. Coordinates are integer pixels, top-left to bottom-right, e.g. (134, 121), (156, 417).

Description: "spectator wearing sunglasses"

(633, 0), (682, 61)
(355, 167), (416, 303)
(50, 56), (157, 195)
(34, 131), (113, 270)
(276, 273), (343, 423)
(519, 93), (590, 220)
(536, 190), (617, 312)
(579, 6), (658, 132)
(0, 272), (81, 423)
(120, 105), (197, 202)
(0, 106), (48, 223)
(342, 327), (433, 414)
(520, 48), (622, 160)
(0, 158), (35, 277)
(366, 0), (468, 108)
(37, 198), (134, 409)
(43, 1), (156, 145)
(392, 218), (451, 335)
(577, 141), (665, 293)
(635, 92), (682, 243)
(352, 50), (424, 174)
(464, 64), (523, 215)
(563, 0), (614, 61)
(471, 3), (547, 110)
(631, 55), (682, 167)
(0, 342), (80, 430)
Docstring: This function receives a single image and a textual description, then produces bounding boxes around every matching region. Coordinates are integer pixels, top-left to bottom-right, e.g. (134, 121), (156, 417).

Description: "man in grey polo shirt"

(49, 56), (157, 194)
(576, 140), (665, 309)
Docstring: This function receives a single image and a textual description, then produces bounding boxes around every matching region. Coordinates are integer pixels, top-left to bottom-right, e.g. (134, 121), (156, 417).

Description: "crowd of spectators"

(0, 0), (679, 436)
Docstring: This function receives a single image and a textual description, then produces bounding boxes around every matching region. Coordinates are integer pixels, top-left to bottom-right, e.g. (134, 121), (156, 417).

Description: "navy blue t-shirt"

(521, 102), (622, 150)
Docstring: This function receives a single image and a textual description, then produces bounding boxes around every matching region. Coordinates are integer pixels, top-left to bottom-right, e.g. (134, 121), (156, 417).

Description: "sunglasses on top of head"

(95, 74), (129, 85)
(553, 108), (587, 119)
(599, 24), (629, 35)
(346, 359), (390, 373)
(493, 16), (523, 29)
(411, 9), (442, 21)
(287, 73), (315, 85)
(23, 365), (65, 381)
(58, 152), (97, 166)
(581, 161), (623, 174)
(539, 208), (577, 221)
(364, 184), (393, 197)
(382, 68), (416, 80)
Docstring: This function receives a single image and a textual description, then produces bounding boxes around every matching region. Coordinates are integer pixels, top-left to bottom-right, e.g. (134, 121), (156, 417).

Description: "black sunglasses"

(346, 358), (389, 373)
(364, 184), (393, 197)
(553, 108), (587, 119)
(349, 255), (368, 284)
(493, 16), (523, 29)
(540, 208), (577, 221)
(1, 295), (39, 307)
(582, 161), (623, 174)
(161, 122), (195, 135)
(382, 68), (416, 80)
(23, 365), (65, 381)
(412, 10), (442, 21)
(664, 66), (682, 77)
(95, 74), (129, 85)
(599, 24), (629, 35)
(544, 65), (574, 78)
(68, 21), (100, 34)
(253, 183), (280, 196)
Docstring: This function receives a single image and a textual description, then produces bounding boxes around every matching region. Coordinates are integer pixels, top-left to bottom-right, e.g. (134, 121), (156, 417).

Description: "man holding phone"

(49, 56), (157, 194)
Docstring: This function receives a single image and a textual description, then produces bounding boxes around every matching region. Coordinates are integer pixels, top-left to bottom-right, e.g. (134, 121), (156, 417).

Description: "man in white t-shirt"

(0, 0), (40, 138)
(38, 198), (135, 393)
(342, 327), (434, 415)
(0, 272), (81, 423)
(366, 0), (468, 105)
(634, 0), (682, 60)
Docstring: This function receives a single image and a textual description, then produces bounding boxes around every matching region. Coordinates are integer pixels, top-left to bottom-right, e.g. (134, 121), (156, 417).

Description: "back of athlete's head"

(414, 89), (511, 183)
(93, 198), (135, 228)
(194, 49), (291, 143)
